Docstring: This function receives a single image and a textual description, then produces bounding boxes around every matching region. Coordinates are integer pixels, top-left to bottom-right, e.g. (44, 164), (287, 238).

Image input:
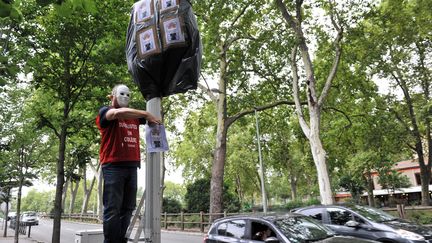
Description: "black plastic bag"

(126, 0), (202, 100)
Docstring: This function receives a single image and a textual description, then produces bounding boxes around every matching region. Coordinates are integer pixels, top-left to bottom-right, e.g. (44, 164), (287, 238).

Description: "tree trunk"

(309, 109), (334, 205)
(69, 180), (80, 214)
(289, 174), (297, 201)
(417, 42), (432, 206)
(366, 172), (375, 207)
(81, 165), (99, 215)
(411, 116), (429, 206)
(309, 137), (333, 205)
(62, 179), (69, 212)
(3, 188), (10, 237)
(395, 73), (430, 206)
(80, 165), (88, 215)
(210, 44), (227, 221)
(52, 125), (67, 243)
(235, 175), (243, 205)
(98, 168), (103, 221)
(277, 0), (342, 207)
(209, 127), (227, 221)
(419, 163), (431, 206)
(14, 178), (23, 243)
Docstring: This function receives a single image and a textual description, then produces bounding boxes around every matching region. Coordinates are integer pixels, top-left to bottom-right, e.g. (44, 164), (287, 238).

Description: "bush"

(406, 210), (432, 225)
(184, 178), (240, 213)
(284, 198), (321, 211)
(163, 197), (182, 213)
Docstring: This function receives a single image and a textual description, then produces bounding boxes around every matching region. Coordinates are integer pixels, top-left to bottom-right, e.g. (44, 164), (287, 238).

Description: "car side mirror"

(265, 237), (280, 243)
(345, 220), (360, 228)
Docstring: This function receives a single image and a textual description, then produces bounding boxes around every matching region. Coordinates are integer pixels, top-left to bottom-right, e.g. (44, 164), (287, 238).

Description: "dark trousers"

(102, 166), (138, 243)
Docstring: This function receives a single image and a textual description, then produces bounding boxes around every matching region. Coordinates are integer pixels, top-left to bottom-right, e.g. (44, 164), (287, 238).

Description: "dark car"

(293, 204), (432, 243)
(204, 213), (379, 243)
(7, 212), (16, 221)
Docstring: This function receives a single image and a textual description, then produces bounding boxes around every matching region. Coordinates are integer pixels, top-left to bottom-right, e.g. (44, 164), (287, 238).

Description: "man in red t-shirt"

(96, 84), (160, 243)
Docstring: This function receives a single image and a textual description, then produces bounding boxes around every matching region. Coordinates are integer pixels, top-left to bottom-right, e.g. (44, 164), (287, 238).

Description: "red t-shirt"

(96, 106), (145, 165)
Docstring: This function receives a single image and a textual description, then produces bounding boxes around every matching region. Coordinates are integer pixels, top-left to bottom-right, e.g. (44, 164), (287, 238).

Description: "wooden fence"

(382, 205), (432, 219)
(160, 211), (238, 232)
(43, 211), (236, 233)
(45, 206), (432, 233)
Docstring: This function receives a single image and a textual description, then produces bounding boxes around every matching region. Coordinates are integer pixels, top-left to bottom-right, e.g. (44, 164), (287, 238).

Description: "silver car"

(20, 211), (39, 226)
(293, 204), (432, 243)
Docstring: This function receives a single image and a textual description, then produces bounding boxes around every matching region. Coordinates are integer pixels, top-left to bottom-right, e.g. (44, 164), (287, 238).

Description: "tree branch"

(275, 0), (299, 31)
(391, 69), (422, 141)
(229, 5), (248, 29)
(406, 142), (416, 152)
(318, 2), (343, 107)
(323, 106), (352, 129)
(197, 83), (218, 103)
(68, 38), (98, 114)
(295, 0), (303, 23)
(290, 46), (310, 137)
(226, 100), (298, 128)
(388, 107), (413, 136)
(38, 114), (60, 138)
(224, 35), (257, 52)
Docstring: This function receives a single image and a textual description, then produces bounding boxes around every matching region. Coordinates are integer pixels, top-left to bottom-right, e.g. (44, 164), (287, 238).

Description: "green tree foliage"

(378, 168), (412, 192)
(62, 179), (98, 214)
(185, 178), (210, 213)
(171, 103), (215, 181)
(185, 178), (240, 213)
(2, 104), (49, 240)
(347, 0), (432, 205)
(19, 179), (98, 214)
(194, 0), (299, 218)
(225, 123), (263, 206)
(7, 0), (134, 241)
(311, 15), (412, 206)
(264, 110), (317, 202)
(163, 181), (186, 205)
(338, 174), (365, 204)
(20, 189), (55, 213)
(162, 197), (182, 213)
(3, 0), (430, 225)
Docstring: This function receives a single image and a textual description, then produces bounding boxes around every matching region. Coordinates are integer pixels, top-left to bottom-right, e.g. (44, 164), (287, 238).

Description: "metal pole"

(254, 109), (267, 214)
(145, 97), (162, 243)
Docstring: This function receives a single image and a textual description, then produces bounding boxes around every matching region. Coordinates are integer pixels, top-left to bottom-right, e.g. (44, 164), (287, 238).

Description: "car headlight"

(396, 229), (425, 241)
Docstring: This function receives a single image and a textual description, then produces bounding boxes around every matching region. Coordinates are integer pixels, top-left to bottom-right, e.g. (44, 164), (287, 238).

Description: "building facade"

(335, 158), (432, 206)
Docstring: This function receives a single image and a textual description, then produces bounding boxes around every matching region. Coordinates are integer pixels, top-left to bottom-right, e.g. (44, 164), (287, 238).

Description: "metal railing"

(8, 220), (37, 237)
(9, 220), (27, 235)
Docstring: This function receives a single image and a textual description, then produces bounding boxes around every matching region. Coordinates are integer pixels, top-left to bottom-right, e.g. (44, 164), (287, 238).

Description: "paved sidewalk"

(0, 226), (38, 243)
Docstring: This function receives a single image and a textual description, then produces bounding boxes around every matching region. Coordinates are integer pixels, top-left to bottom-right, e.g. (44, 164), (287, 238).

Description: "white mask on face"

(115, 85), (130, 107)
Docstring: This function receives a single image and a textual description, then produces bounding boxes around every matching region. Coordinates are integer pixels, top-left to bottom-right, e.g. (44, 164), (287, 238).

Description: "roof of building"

(393, 158), (419, 170)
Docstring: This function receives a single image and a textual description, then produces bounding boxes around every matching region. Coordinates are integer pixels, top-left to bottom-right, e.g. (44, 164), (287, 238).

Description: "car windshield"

(24, 212), (36, 217)
(274, 216), (335, 243)
(347, 205), (397, 222)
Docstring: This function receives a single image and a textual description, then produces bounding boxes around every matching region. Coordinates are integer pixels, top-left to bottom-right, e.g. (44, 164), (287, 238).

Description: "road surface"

(26, 218), (204, 243)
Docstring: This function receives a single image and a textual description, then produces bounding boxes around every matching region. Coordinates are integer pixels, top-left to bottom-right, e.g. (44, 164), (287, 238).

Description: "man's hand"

(146, 113), (162, 125)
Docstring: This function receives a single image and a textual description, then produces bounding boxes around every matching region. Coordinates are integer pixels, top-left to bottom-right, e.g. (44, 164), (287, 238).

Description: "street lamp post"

(144, 97), (162, 243)
(254, 109), (267, 214)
